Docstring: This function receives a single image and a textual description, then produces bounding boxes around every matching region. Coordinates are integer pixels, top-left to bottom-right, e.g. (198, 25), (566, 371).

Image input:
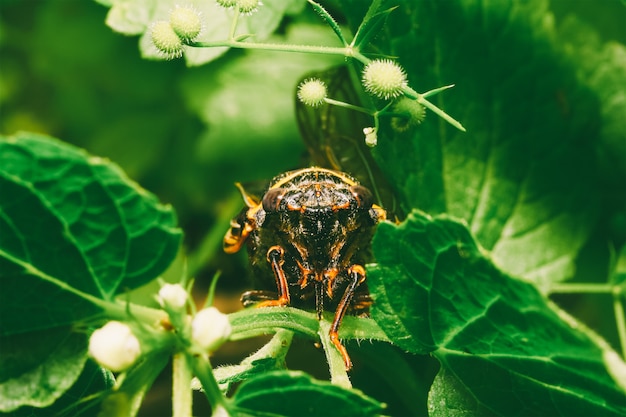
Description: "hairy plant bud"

(151, 21), (184, 59)
(238, 0), (261, 15)
(169, 6), (202, 42)
(391, 97), (426, 132)
(297, 78), (327, 107)
(362, 59), (407, 100)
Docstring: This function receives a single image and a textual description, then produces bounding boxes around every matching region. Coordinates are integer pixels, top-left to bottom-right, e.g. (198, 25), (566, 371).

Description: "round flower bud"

(191, 307), (232, 351)
(362, 59), (407, 100)
(217, 0), (237, 7)
(169, 6), (202, 42)
(89, 321), (141, 372)
(238, 0), (261, 15)
(391, 97), (426, 132)
(363, 127), (377, 147)
(297, 79), (327, 108)
(157, 283), (188, 311)
(151, 21), (184, 59)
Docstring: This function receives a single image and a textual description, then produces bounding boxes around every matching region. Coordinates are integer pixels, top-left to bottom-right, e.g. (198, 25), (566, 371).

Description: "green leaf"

(233, 370), (385, 417)
(351, 1), (397, 49)
(369, 211), (626, 416)
(342, 0), (605, 289)
(15, 359), (115, 417)
(102, 0), (304, 66)
(427, 367), (490, 417)
(214, 331), (292, 393)
(0, 329), (88, 413)
(306, 0), (347, 46)
(0, 132), (182, 335)
(97, 351), (170, 417)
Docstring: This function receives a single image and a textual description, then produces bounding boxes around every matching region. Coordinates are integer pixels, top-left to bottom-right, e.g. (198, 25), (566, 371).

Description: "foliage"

(1, 0), (625, 416)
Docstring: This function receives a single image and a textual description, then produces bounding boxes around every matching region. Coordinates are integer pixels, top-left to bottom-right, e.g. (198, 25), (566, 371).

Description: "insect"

(224, 167), (386, 370)
(296, 65), (400, 218)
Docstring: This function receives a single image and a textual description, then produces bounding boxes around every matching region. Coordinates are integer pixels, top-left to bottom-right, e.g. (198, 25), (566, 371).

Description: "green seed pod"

(238, 0), (261, 15)
(169, 6), (202, 42)
(151, 21), (184, 58)
(217, 0), (237, 8)
(391, 97), (426, 132)
(362, 59), (407, 100)
(297, 78), (327, 108)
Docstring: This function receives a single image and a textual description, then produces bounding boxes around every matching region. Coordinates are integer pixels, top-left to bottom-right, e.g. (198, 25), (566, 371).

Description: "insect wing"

(295, 65), (400, 217)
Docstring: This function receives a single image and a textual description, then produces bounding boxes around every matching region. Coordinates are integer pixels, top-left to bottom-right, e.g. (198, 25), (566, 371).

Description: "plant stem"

(191, 39), (352, 57)
(228, 8), (240, 40)
(318, 320), (351, 389)
(416, 95), (466, 132)
(173, 353), (193, 417)
(108, 299), (167, 325)
(324, 98), (374, 115)
(187, 352), (232, 415)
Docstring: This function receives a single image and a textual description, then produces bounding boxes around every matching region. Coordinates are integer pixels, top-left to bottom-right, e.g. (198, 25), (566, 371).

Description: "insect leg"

(255, 245), (291, 308)
(329, 264), (366, 371)
(240, 290), (279, 307)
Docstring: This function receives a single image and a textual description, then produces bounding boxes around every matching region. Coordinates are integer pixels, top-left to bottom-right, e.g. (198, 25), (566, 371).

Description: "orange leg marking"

(329, 265), (366, 371)
(255, 245), (291, 308)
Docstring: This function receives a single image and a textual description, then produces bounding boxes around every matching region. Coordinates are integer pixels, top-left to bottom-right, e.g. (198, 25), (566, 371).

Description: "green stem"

(416, 94), (466, 132)
(228, 8), (240, 40)
(191, 40), (352, 57)
(214, 330), (294, 385)
(107, 299), (167, 325)
(228, 306), (319, 340)
(187, 352), (232, 415)
(318, 320), (351, 389)
(324, 98), (374, 115)
(173, 353), (193, 417)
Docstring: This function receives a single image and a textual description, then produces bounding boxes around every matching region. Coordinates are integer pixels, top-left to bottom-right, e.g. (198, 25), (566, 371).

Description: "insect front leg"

(329, 264), (366, 371)
(249, 245), (291, 308)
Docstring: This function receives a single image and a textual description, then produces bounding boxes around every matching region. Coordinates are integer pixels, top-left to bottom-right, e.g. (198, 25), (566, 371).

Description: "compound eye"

(350, 185), (374, 208)
(262, 188), (285, 212)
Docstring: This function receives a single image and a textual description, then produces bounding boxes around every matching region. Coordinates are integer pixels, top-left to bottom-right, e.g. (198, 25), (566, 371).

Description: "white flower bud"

(363, 127), (377, 147)
(89, 321), (141, 372)
(157, 283), (188, 311)
(191, 307), (232, 351)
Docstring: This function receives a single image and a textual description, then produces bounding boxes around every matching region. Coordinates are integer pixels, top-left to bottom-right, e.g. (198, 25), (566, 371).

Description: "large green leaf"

(0, 132), (182, 335)
(233, 370), (385, 417)
(368, 211), (626, 416)
(0, 132), (181, 412)
(0, 330), (88, 413)
(340, 0), (608, 289)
